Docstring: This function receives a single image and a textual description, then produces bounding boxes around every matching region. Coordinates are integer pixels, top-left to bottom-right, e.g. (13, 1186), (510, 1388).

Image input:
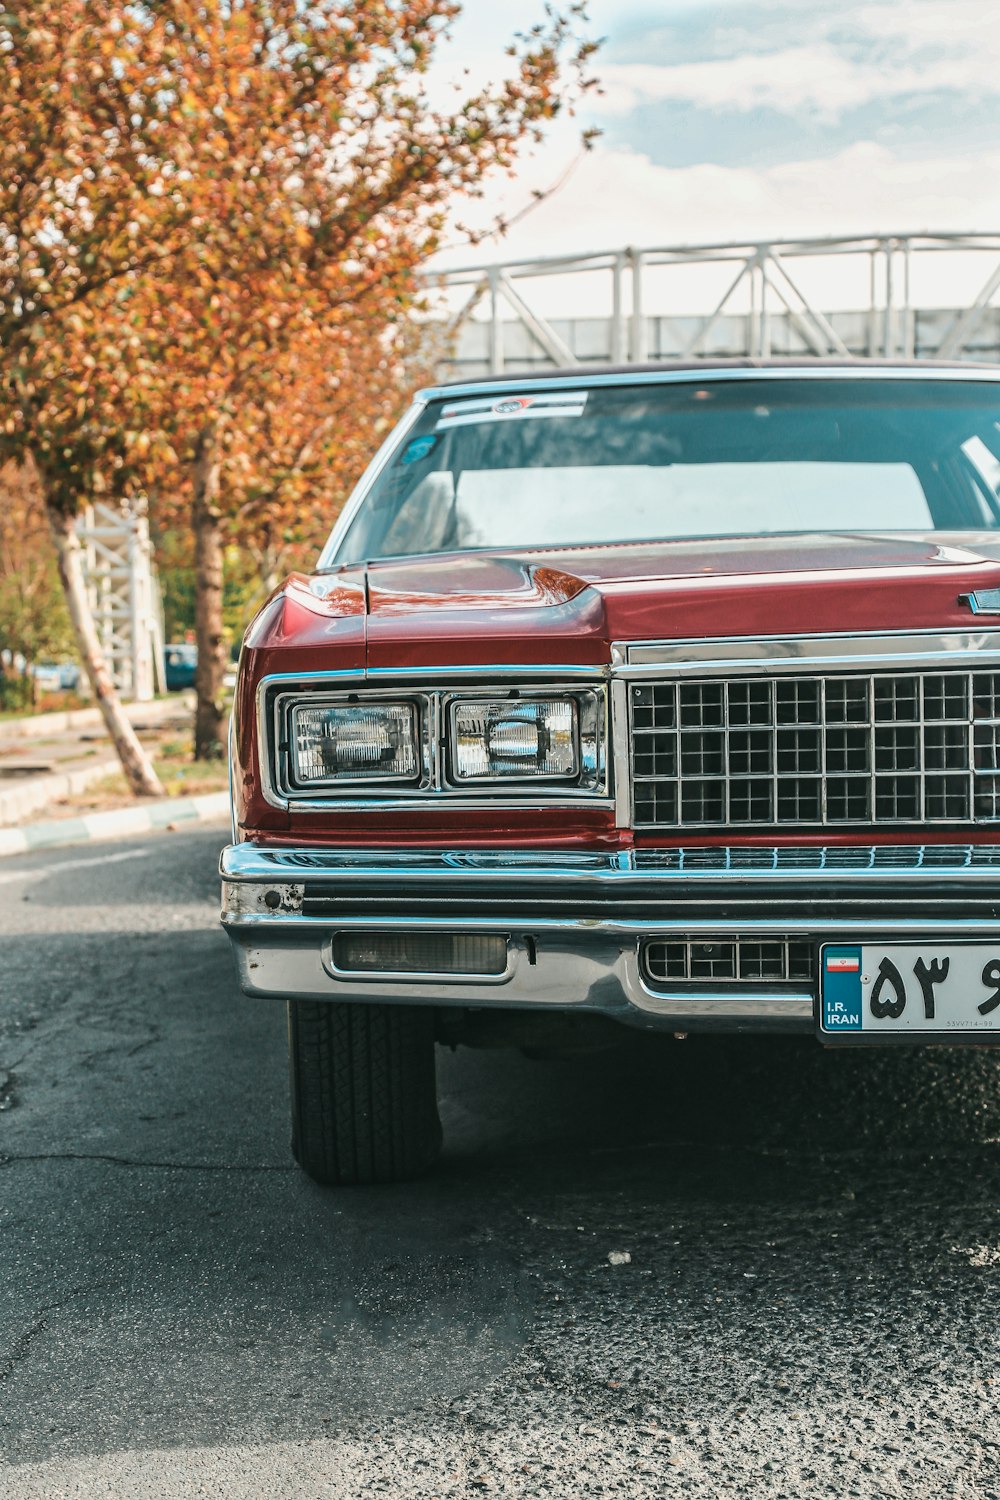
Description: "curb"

(0, 791), (230, 858)
(0, 693), (193, 742)
(0, 756), (122, 826)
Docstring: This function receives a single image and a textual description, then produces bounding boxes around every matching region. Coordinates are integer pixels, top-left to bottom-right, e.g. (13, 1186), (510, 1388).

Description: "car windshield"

(331, 377), (1000, 563)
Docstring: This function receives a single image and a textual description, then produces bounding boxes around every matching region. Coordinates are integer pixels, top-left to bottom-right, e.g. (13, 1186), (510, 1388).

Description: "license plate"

(819, 942), (1000, 1042)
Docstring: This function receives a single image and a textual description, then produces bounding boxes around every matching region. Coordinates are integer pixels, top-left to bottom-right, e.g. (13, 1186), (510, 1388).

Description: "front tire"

(288, 1001), (441, 1185)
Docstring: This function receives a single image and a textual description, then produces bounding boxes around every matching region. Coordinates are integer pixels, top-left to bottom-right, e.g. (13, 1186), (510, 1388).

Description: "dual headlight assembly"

(277, 688), (605, 799)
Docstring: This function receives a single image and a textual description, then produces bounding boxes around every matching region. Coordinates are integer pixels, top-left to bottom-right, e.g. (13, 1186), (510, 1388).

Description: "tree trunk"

(192, 427), (228, 761)
(243, 542), (285, 619)
(46, 504), (165, 798)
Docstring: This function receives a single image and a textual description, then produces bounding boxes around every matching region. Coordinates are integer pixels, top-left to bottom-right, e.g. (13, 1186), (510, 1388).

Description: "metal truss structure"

(429, 231), (1000, 378)
(77, 501), (165, 701)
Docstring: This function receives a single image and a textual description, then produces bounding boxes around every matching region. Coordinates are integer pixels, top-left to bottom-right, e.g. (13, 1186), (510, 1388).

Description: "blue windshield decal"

(400, 434), (438, 465)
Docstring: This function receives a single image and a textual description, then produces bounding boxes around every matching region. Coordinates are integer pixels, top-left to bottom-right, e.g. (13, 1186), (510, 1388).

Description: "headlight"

(267, 682), (605, 803)
(291, 701), (418, 784)
(450, 696), (586, 782)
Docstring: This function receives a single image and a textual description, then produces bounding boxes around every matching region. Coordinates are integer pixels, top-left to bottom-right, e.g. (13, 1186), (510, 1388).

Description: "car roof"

(417, 358), (1000, 402)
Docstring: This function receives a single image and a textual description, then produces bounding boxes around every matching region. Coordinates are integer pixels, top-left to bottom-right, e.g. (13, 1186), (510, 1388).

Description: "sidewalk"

(0, 755), (123, 826)
(0, 694), (194, 827)
(0, 694), (188, 741)
(0, 690), (231, 854)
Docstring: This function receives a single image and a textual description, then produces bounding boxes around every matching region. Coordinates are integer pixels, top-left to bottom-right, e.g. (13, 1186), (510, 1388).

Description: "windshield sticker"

(400, 434), (439, 465)
(436, 390), (589, 430)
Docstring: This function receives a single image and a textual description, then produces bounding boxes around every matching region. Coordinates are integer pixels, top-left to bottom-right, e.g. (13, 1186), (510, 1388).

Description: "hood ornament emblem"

(962, 589), (1000, 615)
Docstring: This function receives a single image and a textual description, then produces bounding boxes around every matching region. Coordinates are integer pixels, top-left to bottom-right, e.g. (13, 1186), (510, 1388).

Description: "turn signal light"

(331, 932), (508, 976)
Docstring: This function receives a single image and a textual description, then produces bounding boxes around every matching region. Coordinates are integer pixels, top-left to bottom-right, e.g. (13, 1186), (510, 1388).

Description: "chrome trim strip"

(367, 664), (607, 680)
(258, 667), (608, 684)
(224, 911), (1000, 937)
(634, 992), (813, 1021)
(414, 366), (1000, 404)
(632, 844), (1000, 873)
(618, 629), (1000, 674)
(610, 676), (632, 829)
(265, 794), (615, 814)
(222, 845), (627, 877)
(227, 710), (237, 845)
(220, 842), (1000, 882)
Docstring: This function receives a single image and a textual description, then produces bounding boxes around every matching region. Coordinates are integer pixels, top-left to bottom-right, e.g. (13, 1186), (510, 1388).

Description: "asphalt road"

(2, 826), (1000, 1497)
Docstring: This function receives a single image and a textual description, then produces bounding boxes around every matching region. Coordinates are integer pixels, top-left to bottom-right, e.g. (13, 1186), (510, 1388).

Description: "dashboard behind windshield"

(332, 378), (1000, 564)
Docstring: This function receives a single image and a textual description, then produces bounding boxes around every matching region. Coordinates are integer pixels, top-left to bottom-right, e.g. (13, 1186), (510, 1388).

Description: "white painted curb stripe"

(0, 757), (121, 826)
(0, 791), (230, 858)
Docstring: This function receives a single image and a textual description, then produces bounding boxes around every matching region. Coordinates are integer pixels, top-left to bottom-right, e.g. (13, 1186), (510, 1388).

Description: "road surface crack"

(0, 1283), (106, 1382)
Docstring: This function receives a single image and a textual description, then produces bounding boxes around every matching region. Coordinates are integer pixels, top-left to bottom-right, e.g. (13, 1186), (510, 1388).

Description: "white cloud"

(433, 137), (1000, 312)
(595, 1), (1000, 121)
(446, 137), (997, 255)
(599, 49), (903, 118)
(854, 0), (989, 46)
(599, 41), (1000, 120)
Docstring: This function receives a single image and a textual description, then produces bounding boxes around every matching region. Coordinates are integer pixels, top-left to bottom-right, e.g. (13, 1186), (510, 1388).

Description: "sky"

(427, 0), (1000, 310)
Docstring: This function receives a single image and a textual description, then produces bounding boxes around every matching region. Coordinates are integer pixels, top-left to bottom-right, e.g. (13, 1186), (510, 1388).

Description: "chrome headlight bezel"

(261, 676), (608, 807)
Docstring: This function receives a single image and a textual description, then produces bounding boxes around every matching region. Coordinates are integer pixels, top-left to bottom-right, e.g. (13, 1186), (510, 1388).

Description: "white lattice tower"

(76, 500), (165, 701)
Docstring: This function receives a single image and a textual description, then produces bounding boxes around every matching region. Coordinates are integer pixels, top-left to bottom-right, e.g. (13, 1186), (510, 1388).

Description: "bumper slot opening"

(642, 937), (816, 990)
(330, 931), (509, 978)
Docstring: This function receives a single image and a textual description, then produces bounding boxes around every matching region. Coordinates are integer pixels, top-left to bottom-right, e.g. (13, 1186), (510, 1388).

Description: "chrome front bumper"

(220, 843), (1000, 1033)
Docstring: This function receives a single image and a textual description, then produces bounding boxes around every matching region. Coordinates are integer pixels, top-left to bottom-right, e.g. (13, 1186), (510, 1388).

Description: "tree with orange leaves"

(147, 300), (438, 703)
(174, 304), (440, 606)
(1, 1), (597, 772)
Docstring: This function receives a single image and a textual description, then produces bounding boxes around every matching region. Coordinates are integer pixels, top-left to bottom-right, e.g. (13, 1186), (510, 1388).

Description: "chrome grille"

(630, 671), (1000, 829)
(643, 938), (815, 987)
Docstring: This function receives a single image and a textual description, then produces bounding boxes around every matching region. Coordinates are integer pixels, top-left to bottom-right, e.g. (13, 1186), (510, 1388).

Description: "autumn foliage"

(0, 1), (596, 772)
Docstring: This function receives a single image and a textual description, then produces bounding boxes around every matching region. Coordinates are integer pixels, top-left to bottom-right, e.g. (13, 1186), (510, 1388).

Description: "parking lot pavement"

(2, 827), (1000, 1497)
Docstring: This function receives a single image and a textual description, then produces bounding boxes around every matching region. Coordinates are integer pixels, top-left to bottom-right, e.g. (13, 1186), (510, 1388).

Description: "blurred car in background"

(164, 643), (197, 691)
(29, 661), (81, 693)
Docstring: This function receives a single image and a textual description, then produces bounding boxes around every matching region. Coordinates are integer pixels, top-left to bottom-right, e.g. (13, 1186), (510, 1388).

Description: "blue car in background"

(30, 661), (81, 693)
(164, 644), (197, 691)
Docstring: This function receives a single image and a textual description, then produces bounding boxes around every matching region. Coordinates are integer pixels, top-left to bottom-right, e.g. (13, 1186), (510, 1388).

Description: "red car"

(222, 361), (1000, 1183)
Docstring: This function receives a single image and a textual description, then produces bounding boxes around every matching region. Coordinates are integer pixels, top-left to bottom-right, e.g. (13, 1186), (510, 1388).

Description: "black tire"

(288, 1001), (441, 1185)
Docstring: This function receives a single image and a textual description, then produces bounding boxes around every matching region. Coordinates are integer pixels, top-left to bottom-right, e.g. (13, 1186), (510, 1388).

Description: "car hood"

(247, 533), (1000, 674)
(364, 533), (999, 598)
(352, 533), (1000, 667)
